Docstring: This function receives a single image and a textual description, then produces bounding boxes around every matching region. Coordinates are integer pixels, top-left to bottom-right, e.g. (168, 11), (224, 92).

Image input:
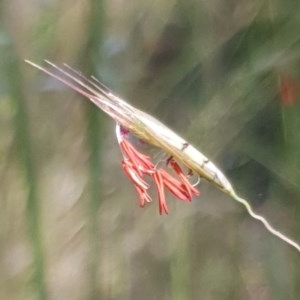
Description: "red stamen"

(122, 160), (152, 207)
(118, 136), (200, 214)
(135, 185), (152, 207)
(120, 140), (154, 174)
(121, 160), (149, 190)
(159, 169), (191, 201)
(153, 171), (169, 215)
(169, 159), (200, 201)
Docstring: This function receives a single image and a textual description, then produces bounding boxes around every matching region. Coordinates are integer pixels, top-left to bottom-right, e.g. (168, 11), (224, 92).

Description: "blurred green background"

(1, 0), (300, 299)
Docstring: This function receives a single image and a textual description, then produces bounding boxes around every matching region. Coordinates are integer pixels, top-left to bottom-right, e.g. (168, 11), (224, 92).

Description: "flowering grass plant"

(25, 60), (300, 253)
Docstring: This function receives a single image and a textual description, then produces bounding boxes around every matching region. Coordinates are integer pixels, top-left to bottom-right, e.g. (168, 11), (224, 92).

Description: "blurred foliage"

(1, 0), (300, 299)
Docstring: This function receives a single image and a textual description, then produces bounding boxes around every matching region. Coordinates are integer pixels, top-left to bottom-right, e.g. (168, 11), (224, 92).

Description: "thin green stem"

(86, 102), (102, 299)
(170, 221), (190, 300)
(82, 0), (105, 298)
(8, 56), (47, 298)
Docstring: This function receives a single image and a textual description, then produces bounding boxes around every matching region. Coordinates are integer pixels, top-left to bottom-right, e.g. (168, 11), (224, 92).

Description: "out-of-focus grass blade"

(7, 52), (47, 297)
